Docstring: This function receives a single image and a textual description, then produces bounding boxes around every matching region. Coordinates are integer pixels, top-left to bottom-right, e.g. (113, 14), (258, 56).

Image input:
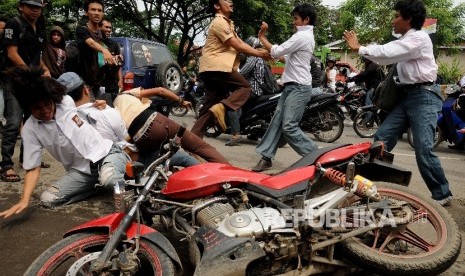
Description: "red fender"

(63, 213), (183, 269)
(64, 213), (153, 239)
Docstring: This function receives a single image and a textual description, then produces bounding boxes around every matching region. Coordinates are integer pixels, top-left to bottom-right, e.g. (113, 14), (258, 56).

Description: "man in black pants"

(98, 18), (122, 106)
(0, 0), (50, 182)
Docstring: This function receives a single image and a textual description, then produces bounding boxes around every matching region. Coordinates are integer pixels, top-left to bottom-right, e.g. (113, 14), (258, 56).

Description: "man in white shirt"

(252, 3), (319, 172)
(343, 0), (452, 206)
(0, 67), (128, 218)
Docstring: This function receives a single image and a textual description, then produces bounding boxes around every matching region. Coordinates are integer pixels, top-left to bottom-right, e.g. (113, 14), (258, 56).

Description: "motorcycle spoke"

(395, 227), (434, 252)
(411, 208), (429, 223)
(376, 232), (396, 252)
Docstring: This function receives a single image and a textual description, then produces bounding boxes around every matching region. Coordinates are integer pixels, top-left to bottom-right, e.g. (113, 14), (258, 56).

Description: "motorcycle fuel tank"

(162, 163), (316, 200)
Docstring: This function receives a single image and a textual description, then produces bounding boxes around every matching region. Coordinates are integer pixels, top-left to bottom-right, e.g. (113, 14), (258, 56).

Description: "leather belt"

(283, 81), (299, 86)
(400, 82), (434, 89)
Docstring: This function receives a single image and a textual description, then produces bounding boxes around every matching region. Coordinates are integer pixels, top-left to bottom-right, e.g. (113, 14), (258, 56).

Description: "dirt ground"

(1, 131), (464, 275)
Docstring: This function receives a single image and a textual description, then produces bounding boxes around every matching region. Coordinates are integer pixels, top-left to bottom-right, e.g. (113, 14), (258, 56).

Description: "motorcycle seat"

(310, 92), (337, 103)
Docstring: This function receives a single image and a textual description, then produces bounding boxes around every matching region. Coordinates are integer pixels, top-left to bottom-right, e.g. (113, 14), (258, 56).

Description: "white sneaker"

(435, 195), (452, 207)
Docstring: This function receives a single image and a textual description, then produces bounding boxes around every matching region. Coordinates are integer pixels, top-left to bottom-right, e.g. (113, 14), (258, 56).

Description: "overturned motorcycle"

(26, 127), (461, 276)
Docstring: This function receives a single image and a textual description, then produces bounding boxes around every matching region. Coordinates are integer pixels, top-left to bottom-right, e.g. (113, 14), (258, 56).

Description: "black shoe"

(251, 158), (272, 172)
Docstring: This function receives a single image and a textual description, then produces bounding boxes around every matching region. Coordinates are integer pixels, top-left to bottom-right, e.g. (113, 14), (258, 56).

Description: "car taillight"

(123, 72), (134, 91)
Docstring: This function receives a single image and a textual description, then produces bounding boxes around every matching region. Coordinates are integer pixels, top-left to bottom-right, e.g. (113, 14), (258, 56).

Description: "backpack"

(258, 63), (280, 94)
(0, 16), (26, 70)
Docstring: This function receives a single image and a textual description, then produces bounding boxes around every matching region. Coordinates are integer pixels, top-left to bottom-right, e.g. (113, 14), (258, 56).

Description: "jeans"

(256, 84), (319, 159)
(374, 85), (451, 200)
(0, 88), (23, 169)
(139, 150), (200, 168)
(40, 144), (129, 207)
(227, 108), (242, 135)
(0, 87), (5, 125)
(364, 88), (374, 121)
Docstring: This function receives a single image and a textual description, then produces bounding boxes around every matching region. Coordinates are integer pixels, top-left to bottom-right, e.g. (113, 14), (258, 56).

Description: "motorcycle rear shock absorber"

(321, 166), (381, 201)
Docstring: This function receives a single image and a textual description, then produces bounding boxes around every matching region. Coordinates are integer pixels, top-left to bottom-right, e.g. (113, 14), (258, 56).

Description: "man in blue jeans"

(344, 0), (452, 206)
(252, 3), (319, 172)
(0, 66), (128, 218)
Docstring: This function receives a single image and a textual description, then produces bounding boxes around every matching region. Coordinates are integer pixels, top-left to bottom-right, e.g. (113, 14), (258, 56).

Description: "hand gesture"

(93, 99), (107, 110)
(343, 30), (361, 51)
(258, 22), (268, 37)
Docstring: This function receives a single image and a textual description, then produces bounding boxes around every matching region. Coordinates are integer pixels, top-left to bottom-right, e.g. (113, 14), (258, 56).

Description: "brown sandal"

(0, 167), (21, 183)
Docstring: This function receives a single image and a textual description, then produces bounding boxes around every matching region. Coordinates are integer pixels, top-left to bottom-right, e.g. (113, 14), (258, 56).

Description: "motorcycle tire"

(308, 107), (344, 143)
(170, 106), (189, 117)
(352, 110), (381, 138)
(342, 183), (461, 276)
(407, 126), (443, 149)
(25, 232), (176, 276)
(155, 61), (183, 95)
(204, 124), (222, 138)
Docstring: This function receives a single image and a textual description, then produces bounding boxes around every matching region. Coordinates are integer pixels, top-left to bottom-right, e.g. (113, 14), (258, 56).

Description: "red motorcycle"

(26, 126), (461, 276)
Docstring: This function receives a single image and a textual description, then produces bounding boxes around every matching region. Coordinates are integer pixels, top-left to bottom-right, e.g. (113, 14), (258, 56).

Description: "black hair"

(291, 3), (317, 26)
(394, 0), (426, 30)
(67, 83), (86, 102)
(6, 66), (66, 111)
(207, 0), (219, 16)
(84, 0), (104, 12)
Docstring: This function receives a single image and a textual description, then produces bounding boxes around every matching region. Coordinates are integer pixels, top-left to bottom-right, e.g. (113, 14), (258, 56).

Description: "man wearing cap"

(0, 0), (50, 183)
(0, 66), (128, 218)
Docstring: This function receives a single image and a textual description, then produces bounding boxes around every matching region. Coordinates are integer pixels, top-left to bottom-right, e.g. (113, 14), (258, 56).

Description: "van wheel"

(155, 61), (183, 95)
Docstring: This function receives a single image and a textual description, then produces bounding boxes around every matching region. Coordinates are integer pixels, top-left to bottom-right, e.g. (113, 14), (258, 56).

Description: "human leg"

(0, 88), (6, 126)
(225, 108), (242, 146)
(138, 113), (230, 164)
(281, 84), (318, 156)
(406, 89), (451, 200)
(373, 102), (409, 151)
(254, 90), (288, 170)
(0, 89), (23, 181)
(191, 72), (230, 137)
(98, 144), (129, 187)
(40, 169), (98, 207)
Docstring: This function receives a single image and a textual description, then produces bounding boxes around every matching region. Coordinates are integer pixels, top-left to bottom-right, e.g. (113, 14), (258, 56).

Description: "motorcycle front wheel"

(25, 232), (176, 276)
(304, 107), (344, 143)
(341, 183), (461, 276)
(170, 105), (189, 117)
(352, 110), (381, 138)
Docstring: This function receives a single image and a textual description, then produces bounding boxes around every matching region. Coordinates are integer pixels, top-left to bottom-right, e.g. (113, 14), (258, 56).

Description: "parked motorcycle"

(26, 125), (461, 276)
(335, 81), (366, 121)
(171, 79), (205, 118)
(206, 91), (345, 143)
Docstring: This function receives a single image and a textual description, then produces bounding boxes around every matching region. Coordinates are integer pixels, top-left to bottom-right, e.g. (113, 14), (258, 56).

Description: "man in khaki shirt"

(191, 0), (270, 138)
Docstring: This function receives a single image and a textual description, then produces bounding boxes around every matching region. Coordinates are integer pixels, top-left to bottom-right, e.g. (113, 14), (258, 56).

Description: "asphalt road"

(0, 112), (463, 275)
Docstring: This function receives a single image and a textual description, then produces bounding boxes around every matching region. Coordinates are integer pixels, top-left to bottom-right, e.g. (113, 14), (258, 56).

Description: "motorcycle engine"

(197, 204), (287, 238)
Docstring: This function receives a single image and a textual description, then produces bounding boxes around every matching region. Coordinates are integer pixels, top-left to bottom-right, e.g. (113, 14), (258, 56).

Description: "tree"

(338, 0), (465, 55)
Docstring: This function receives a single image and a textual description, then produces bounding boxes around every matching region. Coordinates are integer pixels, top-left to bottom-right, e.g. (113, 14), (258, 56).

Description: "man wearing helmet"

(325, 57), (337, 92)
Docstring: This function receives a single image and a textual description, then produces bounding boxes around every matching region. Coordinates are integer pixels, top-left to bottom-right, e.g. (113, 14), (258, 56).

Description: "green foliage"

(338, 0), (465, 54)
(438, 59), (464, 84)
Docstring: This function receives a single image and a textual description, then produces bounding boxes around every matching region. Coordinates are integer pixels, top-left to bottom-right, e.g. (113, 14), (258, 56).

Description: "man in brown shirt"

(191, 0), (270, 138)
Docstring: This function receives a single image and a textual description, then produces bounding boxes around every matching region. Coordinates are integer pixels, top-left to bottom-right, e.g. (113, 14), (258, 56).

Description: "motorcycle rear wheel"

(342, 183), (461, 276)
(25, 232), (176, 276)
(307, 107), (344, 143)
(352, 110), (380, 138)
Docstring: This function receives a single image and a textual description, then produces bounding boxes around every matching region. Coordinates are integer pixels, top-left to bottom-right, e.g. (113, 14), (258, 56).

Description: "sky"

(321, 0), (465, 8)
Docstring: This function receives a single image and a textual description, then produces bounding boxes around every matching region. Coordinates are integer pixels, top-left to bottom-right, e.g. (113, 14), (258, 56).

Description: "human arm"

(258, 22), (273, 52)
(225, 36), (270, 59)
(76, 26), (114, 65)
(344, 30), (428, 65)
(0, 167), (41, 218)
(125, 87), (192, 108)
